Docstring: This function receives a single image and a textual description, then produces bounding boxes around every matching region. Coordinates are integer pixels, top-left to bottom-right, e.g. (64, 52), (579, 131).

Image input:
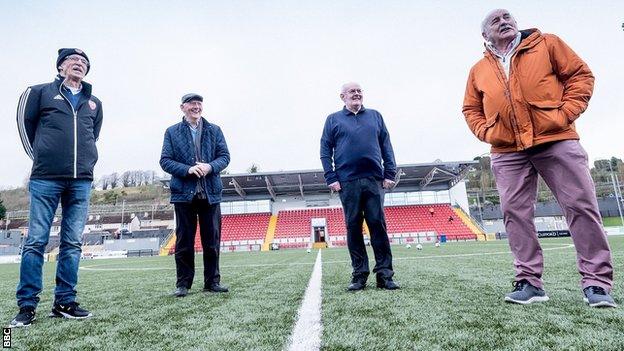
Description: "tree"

(247, 164), (259, 173)
(0, 197), (6, 220)
(110, 172), (120, 188)
(594, 159), (611, 172)
(22, 176), (30, 189)
(103, 191), (118, 204)
(142, 170), (156, 185)
(121, 171), (133, 187)
(610, 157), (623, 172)
(99, 175), (109, 190)
(468, 155), (494, 191)
(592, 158), (624, 191)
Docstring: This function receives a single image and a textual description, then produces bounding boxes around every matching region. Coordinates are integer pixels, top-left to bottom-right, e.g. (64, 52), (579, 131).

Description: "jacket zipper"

(58, 82), (78, 178)
(492, 51), (525, 150)
(507, 50), (525, 149)
(186, 122), (197, 197)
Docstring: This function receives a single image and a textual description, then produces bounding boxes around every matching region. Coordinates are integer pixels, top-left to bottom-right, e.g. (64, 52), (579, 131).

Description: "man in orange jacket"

(463, 9), (615, 307)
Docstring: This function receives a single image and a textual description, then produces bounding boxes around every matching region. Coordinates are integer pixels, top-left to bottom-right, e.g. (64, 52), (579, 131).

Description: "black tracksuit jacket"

(17, 75), (103, 180)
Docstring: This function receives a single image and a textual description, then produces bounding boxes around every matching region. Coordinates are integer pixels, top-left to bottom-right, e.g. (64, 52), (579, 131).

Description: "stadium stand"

(76, 162), (481, 254)
(132, 228), (173, 245)
(453, 207), (486, 239)
(33, 203), (479, 255)
(261, 215), (278, 251)
(0, 230), (22, 246)
(82, 231), (112, 245)
(0, 230), (22, 256)
(45, 235), (61, 253)
(221, 213), (271, 242)
(273, 208), (344, 249)
(275, 208), (346, 238)
(384, 204), (476, 240)
(161, 231), (176, 256)
(271, 204), (476, 248)
(168, 212), (272, 254)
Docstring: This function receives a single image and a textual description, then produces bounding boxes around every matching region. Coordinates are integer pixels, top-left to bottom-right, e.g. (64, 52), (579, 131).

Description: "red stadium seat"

(273, 204), (475, 243)
(172, 212), (272, 252)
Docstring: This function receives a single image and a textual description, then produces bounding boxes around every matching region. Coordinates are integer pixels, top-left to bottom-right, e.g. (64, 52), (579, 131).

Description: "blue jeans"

(17, 179), (91, 308)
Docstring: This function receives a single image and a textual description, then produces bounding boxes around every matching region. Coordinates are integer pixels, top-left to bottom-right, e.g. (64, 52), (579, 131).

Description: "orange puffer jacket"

(462, 29), (594, 153)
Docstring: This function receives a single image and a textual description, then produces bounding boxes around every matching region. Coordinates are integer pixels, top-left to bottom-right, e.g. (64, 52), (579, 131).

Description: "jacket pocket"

(527, 100), (567, 136)
(483, 112), (515, 148)
(169, 177), (183, 193)
(208, 175), (223, 194)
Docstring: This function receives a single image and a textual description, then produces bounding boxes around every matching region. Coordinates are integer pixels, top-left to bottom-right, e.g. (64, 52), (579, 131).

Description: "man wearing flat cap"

(11, 48), (103, 327)
(160, 93), (231, 297)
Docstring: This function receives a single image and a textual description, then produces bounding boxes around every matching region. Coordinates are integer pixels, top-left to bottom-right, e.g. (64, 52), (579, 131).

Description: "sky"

(1, 0), (622, 188)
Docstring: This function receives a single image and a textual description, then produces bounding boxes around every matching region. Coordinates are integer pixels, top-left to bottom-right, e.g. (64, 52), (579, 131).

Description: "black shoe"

(377, 278), (400, 290)
(204, 284), (229, 293)
(9, 306), (36, 328)
(49, 302), (93, 319)
(347, 281), (366, 291)
(173, 287), (189, 297)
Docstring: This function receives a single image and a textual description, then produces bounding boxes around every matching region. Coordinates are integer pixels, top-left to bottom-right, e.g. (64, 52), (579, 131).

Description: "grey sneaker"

(583, 286), (617, 308)
(504, 280), (549, 304)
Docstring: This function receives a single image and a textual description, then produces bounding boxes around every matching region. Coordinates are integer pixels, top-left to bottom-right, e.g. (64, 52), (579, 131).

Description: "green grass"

(1, 250), (316, 350)
(1, 237), (623, 350)
(322, 238), (624, 350)
(603, 217), (624, 227)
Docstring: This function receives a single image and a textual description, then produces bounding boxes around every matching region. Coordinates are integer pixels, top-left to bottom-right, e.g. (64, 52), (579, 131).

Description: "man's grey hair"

(340, 82), (361, 94)
(481, 9), (516, 35)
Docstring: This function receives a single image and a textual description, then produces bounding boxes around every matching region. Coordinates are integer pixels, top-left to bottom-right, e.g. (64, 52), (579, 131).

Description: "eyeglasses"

(345, 89), (363, 94)
(66, 56), (89, 65)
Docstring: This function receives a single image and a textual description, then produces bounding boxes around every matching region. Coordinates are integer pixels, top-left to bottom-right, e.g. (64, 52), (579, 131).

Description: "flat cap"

(181, 93), (203, 104)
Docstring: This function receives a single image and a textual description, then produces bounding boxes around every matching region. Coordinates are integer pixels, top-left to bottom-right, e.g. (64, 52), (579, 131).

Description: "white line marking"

(286, 249), (323, 351)
(79, 244), (575, 272)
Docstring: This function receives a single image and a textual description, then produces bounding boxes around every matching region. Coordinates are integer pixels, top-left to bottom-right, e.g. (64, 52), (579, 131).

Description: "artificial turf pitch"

(1, 236), (623, 350)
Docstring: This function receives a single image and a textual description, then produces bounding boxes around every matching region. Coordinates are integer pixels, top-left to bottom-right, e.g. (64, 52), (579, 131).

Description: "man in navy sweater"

(320, 82), (399, 291)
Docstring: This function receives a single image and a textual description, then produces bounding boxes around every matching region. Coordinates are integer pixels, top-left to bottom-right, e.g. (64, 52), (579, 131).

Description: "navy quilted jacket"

(160, 117), (230, 203)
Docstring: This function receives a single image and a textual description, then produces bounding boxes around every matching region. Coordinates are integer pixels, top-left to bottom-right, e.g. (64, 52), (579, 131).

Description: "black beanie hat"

(56, 48), (90, 74)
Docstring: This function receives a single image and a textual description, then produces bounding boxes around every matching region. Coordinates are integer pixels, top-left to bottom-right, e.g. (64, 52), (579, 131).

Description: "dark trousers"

(173, 198), (222, 289)
(339, 177), (394, 282)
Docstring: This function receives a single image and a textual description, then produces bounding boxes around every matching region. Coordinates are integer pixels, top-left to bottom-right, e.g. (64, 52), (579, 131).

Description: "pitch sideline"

(79, 243), (575, 272)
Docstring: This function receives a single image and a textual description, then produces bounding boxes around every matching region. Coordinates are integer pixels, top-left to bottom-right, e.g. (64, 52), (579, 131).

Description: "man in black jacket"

(11, 48), (103, 327)
(320, 82), (399, 291)
(160, 93), (230, 297)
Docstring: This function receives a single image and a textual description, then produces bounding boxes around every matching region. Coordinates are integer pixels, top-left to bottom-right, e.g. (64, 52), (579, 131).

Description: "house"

(84, 214), (141, 234)
(137, 211), (174, 229)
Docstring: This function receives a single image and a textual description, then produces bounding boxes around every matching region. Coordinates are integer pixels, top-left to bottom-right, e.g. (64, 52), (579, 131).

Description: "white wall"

(449, 180), (470, 214)
(271, 195), (342, 214)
